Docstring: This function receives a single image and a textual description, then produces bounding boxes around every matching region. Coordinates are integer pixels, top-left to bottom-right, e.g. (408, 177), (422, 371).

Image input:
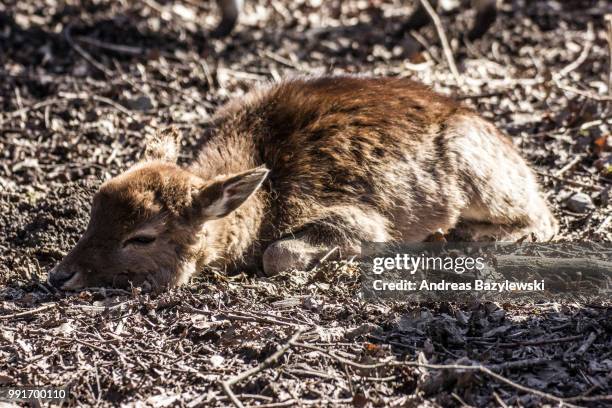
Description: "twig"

(216, 394), (274, 403)
(3, 98), (63, 120)
(58, 337), (112, 354)
(14, 87), (25, 124)
(470, 334), (585, 348)
(3, 91), (133, 122)
(452, 392), (475, 407)
(556, 23), (594, 79)
(595, 215), (611, 234)
(289, 342), (584, 408)
(283, 366), (338, 380)
(285, 367), (395, 383)
(487, 358), (549, 372)
(75, 36), (145, 56)
(309, 246), (339, 271)
(221, 328), (304, 408)
(418, 0), (462, 86)
(64, 24), (114, 77)
(575, 332), (597, 356)
(554, 155), (583, 178)
(140, 0), (164, 13)
(493, 392), (510, 408)
(76, 287), (132, 296)
(237, 310), (308, 327)
(535, 171), (602, 192)
(457, 91), (507, 100)
(0, 303), (58, 320)
(94, 363), (101, 407)
(553, 83), (612, 102)
(244, 402), (295, 408)
(70, 302), (130, 313)
(222, 312), (297, 327)
(552, 22), (611, 101)
(318, 246), (339, 264)
(186, 305), (303, 327)
(565, 394), (612, 403)
(244, 399), (353, 408)
(261, 50), (308, 72)
(57, 92), (134, 117)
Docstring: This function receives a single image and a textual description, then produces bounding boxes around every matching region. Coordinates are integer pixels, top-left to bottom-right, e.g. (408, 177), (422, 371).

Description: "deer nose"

(47, 266), (76, 289)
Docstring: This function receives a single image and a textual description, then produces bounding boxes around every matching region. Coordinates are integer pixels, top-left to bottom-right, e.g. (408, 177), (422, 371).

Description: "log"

(494, 255), (612, 278)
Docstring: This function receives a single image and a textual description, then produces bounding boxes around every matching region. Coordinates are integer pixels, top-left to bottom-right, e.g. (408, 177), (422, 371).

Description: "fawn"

(48, 76), (557, 290)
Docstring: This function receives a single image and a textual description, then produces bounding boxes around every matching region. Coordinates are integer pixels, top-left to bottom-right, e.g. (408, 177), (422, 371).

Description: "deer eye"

(124, 236), (156, 246)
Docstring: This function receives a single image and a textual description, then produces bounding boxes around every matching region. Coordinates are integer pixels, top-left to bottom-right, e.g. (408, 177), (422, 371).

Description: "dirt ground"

(1, 0), (611, 407)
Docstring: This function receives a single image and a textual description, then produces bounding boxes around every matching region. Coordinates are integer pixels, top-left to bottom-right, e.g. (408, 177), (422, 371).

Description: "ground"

(0, 0), (611, 407)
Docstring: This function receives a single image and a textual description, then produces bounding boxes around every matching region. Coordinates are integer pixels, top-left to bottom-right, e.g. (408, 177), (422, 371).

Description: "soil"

(1, 0), (611, 407)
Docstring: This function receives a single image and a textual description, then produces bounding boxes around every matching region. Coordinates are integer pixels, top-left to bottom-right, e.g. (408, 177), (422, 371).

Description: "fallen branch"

(494, 255), (612, 279)
(0, 303), (58, 320)
(575, 332), (597, 356)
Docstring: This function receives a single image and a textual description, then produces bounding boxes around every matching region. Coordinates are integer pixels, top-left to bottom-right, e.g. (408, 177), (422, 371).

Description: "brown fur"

(48, 76), (557, 290)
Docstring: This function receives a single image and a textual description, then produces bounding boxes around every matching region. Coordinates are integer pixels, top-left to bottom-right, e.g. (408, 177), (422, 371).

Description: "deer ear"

(143, 126), (181, 163)
(193, 167), (269, 220)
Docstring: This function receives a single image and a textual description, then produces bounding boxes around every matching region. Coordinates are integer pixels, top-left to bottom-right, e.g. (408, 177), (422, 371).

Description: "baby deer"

(48, 76), (557, 290)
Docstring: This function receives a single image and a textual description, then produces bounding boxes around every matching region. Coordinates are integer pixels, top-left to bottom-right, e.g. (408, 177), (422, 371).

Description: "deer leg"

(400, 0), (440, 34)
(262, 206), (391, 276)
(449, 116), (558, 241)
(467, 0), (497, 40)
(212, 0), (243, 37)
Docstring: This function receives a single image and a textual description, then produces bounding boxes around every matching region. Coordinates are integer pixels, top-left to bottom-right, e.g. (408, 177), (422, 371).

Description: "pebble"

(565, 193), (594, 213)
(127, 95), (154, 111)
(302, 296), (321, 311)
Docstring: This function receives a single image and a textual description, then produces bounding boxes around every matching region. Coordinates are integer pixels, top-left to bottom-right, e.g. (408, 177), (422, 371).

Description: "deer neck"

(192, 136), (268, 268)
